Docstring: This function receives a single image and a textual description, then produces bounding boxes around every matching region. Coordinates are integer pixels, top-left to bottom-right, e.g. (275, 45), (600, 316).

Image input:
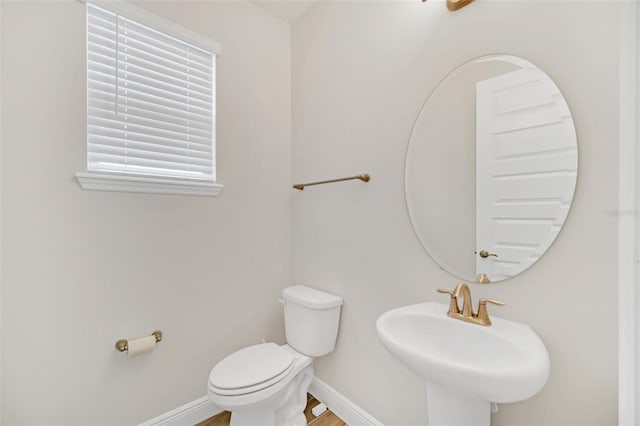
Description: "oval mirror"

(405, 55), (577, 284)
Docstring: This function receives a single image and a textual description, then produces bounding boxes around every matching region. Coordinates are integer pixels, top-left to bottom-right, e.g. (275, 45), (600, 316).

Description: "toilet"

(207, 285), (343, 426)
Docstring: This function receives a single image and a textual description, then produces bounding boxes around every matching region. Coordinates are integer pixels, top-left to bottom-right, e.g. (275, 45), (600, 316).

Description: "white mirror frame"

(619, 1), (640, 424)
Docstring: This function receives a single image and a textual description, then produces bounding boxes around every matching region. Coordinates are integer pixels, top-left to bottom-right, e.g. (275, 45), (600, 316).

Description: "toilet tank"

(282, 285), (343, 357)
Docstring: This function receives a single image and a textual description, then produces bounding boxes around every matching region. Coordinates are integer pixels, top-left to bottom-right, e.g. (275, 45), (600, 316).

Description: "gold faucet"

(437, 283), (504, 326)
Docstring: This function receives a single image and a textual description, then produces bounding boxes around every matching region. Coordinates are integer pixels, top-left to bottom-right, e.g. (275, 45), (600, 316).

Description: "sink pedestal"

(426, 382), (490, 426)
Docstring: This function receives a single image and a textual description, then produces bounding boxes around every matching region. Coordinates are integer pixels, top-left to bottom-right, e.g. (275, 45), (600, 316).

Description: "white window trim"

(619, 0), (639, 423)
(76, 0), (223, 197)
(76, 172), (223, 197)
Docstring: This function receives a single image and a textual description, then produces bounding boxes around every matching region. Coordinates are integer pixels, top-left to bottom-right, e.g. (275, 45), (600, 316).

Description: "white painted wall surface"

(0, 1), (3, 421)
(0, 1), (291, 424)
(292, 1), (618, 425)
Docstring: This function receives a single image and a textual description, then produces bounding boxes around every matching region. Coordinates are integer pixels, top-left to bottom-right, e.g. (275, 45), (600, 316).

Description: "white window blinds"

(86, 3), (216, 182)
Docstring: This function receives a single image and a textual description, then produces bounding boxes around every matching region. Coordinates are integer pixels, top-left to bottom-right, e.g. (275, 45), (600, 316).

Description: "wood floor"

(196, 394), (346, 426)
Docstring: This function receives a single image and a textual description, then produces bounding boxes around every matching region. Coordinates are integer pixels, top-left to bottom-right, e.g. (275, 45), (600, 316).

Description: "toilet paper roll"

(127, 335), (157, 357)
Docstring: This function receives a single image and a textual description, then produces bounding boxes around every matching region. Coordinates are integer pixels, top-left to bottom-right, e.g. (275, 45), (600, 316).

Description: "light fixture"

(422, 0), (476, 11)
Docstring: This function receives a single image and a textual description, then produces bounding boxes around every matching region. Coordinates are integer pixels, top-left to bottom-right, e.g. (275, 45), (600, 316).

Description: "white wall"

(0, 0), (3, 421)
(292, 1), (618, 425)
(0, 1), (291, 424)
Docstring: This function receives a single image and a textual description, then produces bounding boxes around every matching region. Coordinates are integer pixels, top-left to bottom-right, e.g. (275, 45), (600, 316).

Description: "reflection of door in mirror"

(475, 67), (578, 282)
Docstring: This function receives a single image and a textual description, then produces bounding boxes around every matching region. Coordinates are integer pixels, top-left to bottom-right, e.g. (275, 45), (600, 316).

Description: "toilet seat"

(209, 343), (295, 396)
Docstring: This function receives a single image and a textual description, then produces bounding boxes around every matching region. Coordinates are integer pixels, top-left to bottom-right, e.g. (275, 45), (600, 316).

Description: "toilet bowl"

(208, 344), (314, 425)
(207, 286), (343, 426)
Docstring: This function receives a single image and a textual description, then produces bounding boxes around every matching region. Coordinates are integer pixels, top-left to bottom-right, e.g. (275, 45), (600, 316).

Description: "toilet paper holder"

(115, 330), (163, 352)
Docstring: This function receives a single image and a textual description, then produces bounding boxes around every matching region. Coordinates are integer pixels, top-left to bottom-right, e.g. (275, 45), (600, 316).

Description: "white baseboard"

(140, 377), (382, 426)
(138, 396), (222, 426)
(308, 377), (383, 426)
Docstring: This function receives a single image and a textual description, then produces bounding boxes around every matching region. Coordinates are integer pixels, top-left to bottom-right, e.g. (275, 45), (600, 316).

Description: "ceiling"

(252, 0), (318, 24)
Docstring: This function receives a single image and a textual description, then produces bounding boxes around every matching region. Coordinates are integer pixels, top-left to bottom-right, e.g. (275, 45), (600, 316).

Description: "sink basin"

(376, 302), (549, 424)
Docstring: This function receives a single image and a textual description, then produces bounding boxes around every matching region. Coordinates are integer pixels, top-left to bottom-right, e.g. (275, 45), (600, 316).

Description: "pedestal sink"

(376, 302), (549, 426)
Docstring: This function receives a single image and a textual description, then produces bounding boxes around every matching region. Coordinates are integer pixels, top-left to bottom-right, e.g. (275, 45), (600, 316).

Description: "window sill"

(75, 172), (224, 197)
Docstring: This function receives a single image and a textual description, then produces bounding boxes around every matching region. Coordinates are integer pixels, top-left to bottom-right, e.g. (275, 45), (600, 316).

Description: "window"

(76, 1), (223, 196)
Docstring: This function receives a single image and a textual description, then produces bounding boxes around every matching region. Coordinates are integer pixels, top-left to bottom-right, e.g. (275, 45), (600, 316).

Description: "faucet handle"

(480, 298), (504, 306)
(437, 288), (460, 314)
(476, 298), (505, 325)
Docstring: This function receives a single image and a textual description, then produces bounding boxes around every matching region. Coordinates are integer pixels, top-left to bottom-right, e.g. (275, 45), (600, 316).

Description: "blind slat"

(117, 94), (213, 126)
(115, 105), (212, 136)
(114, 77), (212, 110)
(87, 101), (211, 134)
(118, 61), (212, 96)
(115, 67), (212, 103)
(119, 18), (212, 63)
(88, 116), (213, 149)
(88, 135), (212, 159)
(89, 108), (213, 145)
(118, 34), (212, 78)
(88, 141), (212, 167)
(88, 152), (212, 176)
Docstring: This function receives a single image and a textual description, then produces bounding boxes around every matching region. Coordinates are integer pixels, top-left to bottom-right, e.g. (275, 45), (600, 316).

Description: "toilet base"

(226, 365), (314, 426)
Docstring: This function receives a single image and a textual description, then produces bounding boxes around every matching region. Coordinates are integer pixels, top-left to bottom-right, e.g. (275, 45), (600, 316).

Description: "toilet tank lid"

(283, 285), (343, 309)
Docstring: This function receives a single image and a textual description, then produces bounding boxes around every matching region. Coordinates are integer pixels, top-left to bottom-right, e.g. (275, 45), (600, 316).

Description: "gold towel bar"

(293, 174), (370, 190)
(115, 330), (163, 352)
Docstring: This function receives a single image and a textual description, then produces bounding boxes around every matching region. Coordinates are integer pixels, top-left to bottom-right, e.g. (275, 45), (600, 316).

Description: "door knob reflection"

(478, 250), (498, 258)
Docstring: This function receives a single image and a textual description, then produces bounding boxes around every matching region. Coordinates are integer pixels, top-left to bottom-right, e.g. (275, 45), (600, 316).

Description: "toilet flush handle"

(278, 298), (286, 306)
